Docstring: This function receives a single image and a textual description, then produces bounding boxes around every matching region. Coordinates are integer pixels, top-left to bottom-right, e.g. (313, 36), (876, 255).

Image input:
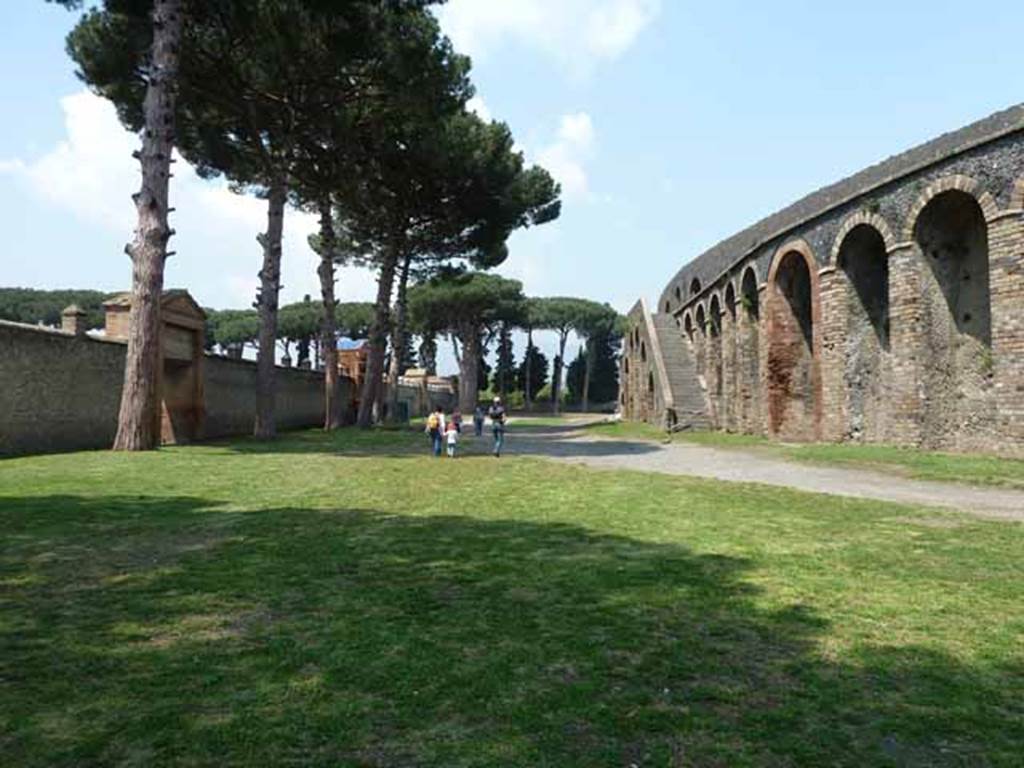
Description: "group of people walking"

(425, 397), (507, 458)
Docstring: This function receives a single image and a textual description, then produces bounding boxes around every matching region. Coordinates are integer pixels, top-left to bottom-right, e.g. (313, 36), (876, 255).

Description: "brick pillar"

(61, 305), (88, 336)
(721, 306), (737, 432)
(817, 267), (847, 442)
(988, 210), (1024, 446)
(886, 243), (924, 446)
(757, 284), (769, 437)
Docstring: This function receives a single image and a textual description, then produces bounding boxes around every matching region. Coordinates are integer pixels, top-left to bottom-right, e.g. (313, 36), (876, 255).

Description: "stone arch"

(694, 302), (708, 383)
(724, 282), (737, 320)
(722, 281), (739, 430)
(640, 340), (647, 363)
(738, 266), (761, 433)
(836, 223), (890, 441)
(831, 210), (896, 263)
(683, 311), (694, 344)
(690, 278), (702, 297)
(914, 189), (992, 347)
(766, 240), (822, 441)
(647, 371), (655, 393)
(708, 293), (723, 398)
(912, 187), (995, 445)
(901, 174), (999, 241)
(674, 285), (682, 302)
(664, 300), (671, 313)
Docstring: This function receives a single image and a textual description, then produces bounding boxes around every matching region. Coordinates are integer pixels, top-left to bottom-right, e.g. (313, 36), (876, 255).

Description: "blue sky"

(2, 1), (1024, 373)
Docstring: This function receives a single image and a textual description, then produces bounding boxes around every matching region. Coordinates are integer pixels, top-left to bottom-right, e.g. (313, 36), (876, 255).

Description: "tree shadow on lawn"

(1, 494), (1020, 767)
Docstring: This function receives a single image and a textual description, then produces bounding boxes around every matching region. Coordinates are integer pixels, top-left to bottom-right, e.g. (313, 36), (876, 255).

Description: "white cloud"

(535, 111), (596, 201)
(466, 95), (492, 123)
(0, 91), (378, 311)
(437, 0), (660, 76)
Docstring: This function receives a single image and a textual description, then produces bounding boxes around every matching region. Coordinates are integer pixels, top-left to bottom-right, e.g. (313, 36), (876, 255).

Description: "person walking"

(445, 418), (459, 458)
(488, 396), (507, 457)
(425, 406), (445, 457)
(473, 405), (485, 437)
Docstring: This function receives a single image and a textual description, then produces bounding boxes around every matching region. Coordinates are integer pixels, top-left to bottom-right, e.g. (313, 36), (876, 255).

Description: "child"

(445, 418), (459, 458)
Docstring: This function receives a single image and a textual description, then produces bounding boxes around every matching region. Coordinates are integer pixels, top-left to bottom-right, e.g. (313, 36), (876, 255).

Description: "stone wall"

(1, 322), (127, 455)
(622, 111), (1024, 455)
(0, 320), (353, 456)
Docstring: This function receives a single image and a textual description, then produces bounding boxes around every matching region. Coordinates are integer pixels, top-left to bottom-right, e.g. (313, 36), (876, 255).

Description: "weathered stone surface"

(622, 105), (1024, 453)
(0, 321), (354, 456)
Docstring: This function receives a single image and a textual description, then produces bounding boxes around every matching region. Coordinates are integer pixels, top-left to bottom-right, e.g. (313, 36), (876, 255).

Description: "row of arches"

(674, 174), (1013, 444)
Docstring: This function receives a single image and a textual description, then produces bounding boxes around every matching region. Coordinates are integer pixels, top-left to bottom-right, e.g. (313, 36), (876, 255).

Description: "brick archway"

(766, 240), (823, 441)
(901, 174), (999, 241)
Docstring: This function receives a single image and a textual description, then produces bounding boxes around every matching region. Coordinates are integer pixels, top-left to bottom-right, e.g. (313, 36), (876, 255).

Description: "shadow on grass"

(2, 494), (1020, 766)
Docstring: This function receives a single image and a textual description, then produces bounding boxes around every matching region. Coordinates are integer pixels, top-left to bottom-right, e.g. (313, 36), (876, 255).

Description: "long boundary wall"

(0, 320), (353, 456)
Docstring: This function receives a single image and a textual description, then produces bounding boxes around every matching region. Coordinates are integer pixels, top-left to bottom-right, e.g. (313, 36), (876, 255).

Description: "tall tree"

(207, 309), (259, 358)
(408, 271), (525, 412)
(491, 322), (516, 399)
(517, 343), (549, 401)
(61, 0), (184, 450)
(573, 302), (622, 412)
(518, 298), (544, 409)
(70, 1), (454, 439)
(531, 297), (591, 414)
(343, 110), (559, 426)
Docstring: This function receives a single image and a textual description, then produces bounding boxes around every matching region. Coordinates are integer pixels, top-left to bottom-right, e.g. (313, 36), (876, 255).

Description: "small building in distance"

(337, 338), (368, 393)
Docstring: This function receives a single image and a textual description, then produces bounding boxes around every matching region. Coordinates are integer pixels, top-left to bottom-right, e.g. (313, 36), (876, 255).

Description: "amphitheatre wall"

(622, 105), (1024, 453)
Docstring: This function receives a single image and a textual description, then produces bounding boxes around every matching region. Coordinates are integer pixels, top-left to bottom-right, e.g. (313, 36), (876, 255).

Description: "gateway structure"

(620, 105), (1024, 453)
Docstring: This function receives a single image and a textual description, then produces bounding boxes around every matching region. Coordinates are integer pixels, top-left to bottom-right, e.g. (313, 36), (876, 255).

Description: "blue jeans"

(430, 430), (442, 456)
(493, 427), (505, 456)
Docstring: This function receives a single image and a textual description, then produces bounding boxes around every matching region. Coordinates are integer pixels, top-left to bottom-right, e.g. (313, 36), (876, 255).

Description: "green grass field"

(2, 428), (1023, 766)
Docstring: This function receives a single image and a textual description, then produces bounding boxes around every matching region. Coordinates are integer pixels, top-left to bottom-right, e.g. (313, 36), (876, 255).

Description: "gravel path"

(503, 421), (1024, 521)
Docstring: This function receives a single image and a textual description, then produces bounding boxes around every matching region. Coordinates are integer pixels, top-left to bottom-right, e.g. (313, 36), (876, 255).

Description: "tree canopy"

(0, 288), (112, 330)
(408, 271), (525, 411)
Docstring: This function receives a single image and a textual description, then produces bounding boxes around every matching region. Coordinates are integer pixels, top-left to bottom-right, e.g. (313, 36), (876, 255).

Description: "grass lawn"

(2, 428), (1023, 766)
(584, 422), (1024, 490)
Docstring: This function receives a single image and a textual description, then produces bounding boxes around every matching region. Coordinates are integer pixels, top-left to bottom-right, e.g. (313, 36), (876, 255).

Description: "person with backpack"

(487, 396), (507, 457)
(425, 406), (446, 457)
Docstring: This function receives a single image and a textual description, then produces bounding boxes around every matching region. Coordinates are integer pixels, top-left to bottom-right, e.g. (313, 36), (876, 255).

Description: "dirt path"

(501, 420), (1024, 521)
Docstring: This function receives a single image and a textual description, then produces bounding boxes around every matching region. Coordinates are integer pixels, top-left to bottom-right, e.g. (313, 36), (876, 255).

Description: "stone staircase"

(651, 313), (710, 430)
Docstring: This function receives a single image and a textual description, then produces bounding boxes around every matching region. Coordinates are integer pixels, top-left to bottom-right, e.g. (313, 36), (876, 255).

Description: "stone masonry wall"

(1, 321), (353, 456)
(622, 122), (1024, 455)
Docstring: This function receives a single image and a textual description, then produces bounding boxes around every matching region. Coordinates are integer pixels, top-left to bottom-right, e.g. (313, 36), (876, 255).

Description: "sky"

(2, 1), (1024, 374)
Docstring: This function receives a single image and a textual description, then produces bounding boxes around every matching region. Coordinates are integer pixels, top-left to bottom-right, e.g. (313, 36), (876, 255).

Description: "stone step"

(651, 313), (710, 429)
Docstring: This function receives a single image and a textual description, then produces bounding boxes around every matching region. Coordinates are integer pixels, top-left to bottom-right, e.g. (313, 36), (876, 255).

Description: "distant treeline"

(0, 288), (115, 330)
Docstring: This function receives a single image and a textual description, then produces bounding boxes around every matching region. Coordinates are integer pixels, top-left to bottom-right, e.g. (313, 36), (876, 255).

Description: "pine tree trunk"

(457, 325), (481, 413)
(497, 324), (508, 400)
(112, 0), (184, 452)
(386, 254), (412, 423)
(254, 177), (287, 439)
(317, 199), (341, 429)
(524, 328), (533, 411)
(357, 251), (397, 428)
(552, 331), (568, 415)
(582, 341), (595, 413)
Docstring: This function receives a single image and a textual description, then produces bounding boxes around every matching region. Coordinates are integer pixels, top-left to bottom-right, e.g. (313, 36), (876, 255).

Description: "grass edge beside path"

(579, 421), (1024, 490)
